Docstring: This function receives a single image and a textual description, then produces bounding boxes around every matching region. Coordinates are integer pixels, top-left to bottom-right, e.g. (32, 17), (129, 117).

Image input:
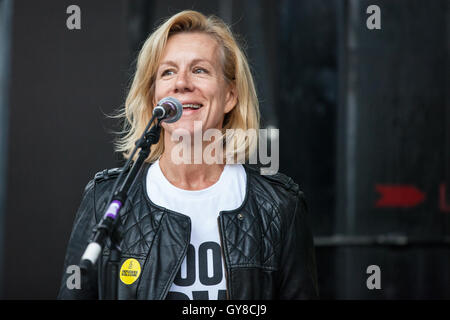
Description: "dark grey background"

(0, 0), (449, 299)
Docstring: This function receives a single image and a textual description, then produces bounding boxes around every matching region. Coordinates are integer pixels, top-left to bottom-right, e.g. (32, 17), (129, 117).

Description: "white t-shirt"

(146, 160), (246, 300)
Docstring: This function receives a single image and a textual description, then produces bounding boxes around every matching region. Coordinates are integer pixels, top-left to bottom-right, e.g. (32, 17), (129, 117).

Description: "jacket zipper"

(217, 215), (230, 300)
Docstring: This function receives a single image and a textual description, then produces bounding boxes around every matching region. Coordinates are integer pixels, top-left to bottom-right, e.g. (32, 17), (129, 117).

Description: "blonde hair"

(115, 10), (260, 163)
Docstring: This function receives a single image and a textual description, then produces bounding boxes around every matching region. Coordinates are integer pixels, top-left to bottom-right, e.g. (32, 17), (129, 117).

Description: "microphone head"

(157, 97), (183, 123)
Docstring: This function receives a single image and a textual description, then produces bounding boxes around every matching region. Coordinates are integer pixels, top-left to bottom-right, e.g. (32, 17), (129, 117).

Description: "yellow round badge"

(119, 258), (141, 285)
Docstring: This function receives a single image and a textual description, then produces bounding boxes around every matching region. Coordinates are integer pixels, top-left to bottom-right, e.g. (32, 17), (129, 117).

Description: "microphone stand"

(80, 115), (162, 300)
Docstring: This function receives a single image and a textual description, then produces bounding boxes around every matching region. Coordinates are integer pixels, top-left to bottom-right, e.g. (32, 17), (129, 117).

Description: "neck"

(159, 151), (225, 191)
(157, 129), (226, 190)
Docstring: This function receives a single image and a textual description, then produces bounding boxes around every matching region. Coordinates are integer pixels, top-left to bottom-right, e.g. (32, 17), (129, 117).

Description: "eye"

(161, 69), (175, 77)
(193, 67), (208, 74)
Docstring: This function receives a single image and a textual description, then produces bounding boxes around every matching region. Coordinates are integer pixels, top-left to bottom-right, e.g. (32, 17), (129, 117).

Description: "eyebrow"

(158, 58), (215, 68)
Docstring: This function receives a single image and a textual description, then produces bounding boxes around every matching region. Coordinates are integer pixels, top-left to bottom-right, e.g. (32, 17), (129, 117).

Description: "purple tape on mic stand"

(103, 200), (122, 220)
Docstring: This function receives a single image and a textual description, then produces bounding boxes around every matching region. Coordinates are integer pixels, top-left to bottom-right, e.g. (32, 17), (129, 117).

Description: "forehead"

(161, 32), (221, 64)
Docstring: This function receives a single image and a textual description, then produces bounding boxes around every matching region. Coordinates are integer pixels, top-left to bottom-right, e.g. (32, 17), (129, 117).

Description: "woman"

(58, 10), (318, 300)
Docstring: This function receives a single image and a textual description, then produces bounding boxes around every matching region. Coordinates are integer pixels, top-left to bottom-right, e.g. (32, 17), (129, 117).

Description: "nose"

(174, 69), (194, 93)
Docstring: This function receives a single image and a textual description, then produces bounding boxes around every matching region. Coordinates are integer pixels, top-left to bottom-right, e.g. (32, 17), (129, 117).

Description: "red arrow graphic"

(375, 185), (426, 208)
(439, 183), (450, 212)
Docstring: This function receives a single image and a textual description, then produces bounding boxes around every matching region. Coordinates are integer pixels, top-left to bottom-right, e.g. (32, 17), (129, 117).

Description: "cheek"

(203, 82), (227, 106)
(213, 88), (231, 113)
(154, 81), (171, 100)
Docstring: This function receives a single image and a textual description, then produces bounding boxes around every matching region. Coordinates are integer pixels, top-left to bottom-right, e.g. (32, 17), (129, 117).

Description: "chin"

(162, 117), (223, 141)
(163, 121), (198, 140)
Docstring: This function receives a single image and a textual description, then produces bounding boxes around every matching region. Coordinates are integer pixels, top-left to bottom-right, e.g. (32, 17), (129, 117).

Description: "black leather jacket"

(58, 163), (319, 299)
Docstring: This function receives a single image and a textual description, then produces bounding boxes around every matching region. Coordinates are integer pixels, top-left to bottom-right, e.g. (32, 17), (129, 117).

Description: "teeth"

(182, 104), (202, 109)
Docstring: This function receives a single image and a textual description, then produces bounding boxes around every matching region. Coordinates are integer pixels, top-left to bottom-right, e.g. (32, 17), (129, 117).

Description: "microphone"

(152, 97), (183, 123)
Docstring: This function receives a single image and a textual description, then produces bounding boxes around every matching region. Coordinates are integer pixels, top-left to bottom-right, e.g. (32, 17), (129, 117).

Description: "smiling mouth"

(182, 103), (203, 110)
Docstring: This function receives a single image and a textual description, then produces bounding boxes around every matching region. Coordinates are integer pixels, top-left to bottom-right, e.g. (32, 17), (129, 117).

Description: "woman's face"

(154, 32), (236, 137)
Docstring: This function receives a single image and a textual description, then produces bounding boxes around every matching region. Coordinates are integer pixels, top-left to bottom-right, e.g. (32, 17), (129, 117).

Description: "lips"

(182, 103), (203, 110)
(181, 102), (203, 114)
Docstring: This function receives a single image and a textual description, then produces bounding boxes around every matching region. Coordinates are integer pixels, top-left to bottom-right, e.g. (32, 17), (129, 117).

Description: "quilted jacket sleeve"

(277, 191), (319, 299)
(57, 180), (99, 299)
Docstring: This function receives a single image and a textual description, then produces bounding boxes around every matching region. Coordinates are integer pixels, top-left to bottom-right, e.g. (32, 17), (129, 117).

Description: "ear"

(224, 83), (237, 114)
